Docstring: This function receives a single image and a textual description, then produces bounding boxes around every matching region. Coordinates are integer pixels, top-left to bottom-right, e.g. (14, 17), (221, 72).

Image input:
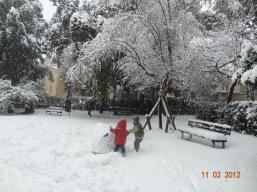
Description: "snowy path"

(0, 110), (257, 192)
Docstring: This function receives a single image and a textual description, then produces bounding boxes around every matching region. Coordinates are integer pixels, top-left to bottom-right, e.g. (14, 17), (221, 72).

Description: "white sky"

(39, 0), (56, 21)
(39, 0), (83, 21)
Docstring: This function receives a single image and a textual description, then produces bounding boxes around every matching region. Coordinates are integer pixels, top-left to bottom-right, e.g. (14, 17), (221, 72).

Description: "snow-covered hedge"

(166, 97), (222, 118)
(71, 96), (95, 110)
(195, 101), (257, 136)
(195, 102), (223, 122)
(220, 102), (257, 136)
(0, 79), (45, 114)
(46, 96), (95, 111)
(46, 96), (65, 108)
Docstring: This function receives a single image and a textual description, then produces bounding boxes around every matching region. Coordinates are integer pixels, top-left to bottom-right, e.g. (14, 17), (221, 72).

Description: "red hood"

(117, 119), (127, 130)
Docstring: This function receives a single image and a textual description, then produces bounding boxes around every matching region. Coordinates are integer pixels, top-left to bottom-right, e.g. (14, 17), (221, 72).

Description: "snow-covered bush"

(220, 102), (257, 136)
(46, 96), (95, 111)
(195, 102), (223, 122)
(71, 96), (95, 110)
(0, 79), (43, 114)
(193, 100), (257, 136)
(0, 79), (15, 113)
(166, 97), (196, 115)
(19, 81), (47, 105)
(166, 98), (222, 118)
(46, 96), (65, 108)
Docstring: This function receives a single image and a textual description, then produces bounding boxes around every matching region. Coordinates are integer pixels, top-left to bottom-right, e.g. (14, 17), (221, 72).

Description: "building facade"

(40, 66), (66, 97)
(215, 84), (257, 102)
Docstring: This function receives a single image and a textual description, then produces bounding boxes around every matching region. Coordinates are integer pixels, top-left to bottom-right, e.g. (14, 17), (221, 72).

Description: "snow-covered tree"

(228, 41), (257, 102)
(49, 0), (256, 103)
(81, 0), (139, 18)
(47, 0), (88, 112)
(46, 0), (132, 111)
(47, 0), (80, 64)
(75, 0), (206, 97)
(0, 0), (47, 85)
(184, 0), (257, 99)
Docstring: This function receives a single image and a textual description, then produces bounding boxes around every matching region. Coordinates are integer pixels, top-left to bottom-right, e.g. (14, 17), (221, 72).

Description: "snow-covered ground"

(0, 110), (257, 192)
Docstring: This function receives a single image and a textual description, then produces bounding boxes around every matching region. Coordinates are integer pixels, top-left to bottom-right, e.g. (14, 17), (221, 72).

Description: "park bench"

(109, 107), (132, 115)
(46, 106), (63, 116)
(177, 119), (232, 148)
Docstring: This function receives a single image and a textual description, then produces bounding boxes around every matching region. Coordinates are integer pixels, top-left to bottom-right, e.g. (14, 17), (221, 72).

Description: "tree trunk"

(227, 80), (237, 103)
(112, 84), (117, 105)
(65, 82), (72, 113)
(139, 94), (144, 114)
(99, 98), (104, 114)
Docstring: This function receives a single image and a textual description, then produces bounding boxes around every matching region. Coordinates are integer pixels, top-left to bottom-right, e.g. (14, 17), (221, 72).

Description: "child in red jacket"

(110, 119), (128, 156)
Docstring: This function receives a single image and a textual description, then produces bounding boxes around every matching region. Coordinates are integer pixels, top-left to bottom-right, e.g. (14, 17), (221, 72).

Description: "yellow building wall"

(40, 67), (66, 97)
(234, 84), (247, 93)
(40, 66), (83, 97)
(215, 83), (257, 101)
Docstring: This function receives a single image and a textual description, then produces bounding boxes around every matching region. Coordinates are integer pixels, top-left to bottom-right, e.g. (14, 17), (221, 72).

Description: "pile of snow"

(92, 132), (115, 154)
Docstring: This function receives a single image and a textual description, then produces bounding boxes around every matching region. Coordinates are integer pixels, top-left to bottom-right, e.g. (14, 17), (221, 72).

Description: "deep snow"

(0, 110), (257, 192)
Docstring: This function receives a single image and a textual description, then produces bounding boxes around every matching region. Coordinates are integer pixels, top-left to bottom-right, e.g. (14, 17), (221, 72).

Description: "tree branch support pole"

(143, 98), (161, 130)
(162, 98), (172, 133)
(145, 115), (152, 130)
(158, 97), (163, 129)
(171, 115), (176, 130)
(143, 96), (177, 133)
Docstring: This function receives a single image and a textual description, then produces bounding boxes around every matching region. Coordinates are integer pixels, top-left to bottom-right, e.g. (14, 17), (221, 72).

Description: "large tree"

(182, 0), (257, 99)
(228, 41), (257, 102)
(0, 0), (47, 85)
(54, 0), (256, 103)
(46, 0), (132, 111)
(76, 0), (205, 97)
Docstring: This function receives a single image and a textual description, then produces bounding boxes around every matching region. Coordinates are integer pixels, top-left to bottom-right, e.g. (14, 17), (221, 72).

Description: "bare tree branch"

(184, 0), (202, 14)
(114, 39), (156, 79)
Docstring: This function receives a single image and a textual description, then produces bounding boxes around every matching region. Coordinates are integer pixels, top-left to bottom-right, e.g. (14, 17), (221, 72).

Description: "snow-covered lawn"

(0, 110), (257, 192)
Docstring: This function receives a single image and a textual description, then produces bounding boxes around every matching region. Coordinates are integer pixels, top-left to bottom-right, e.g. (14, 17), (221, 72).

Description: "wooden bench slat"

(109, 107), (131, 115)
(177, 119), (231, 149)
(177, 129), (227, 148)
(188, 119), (232, 135)
(46, 106), (63, 116)
(177, 129), (227, 142)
